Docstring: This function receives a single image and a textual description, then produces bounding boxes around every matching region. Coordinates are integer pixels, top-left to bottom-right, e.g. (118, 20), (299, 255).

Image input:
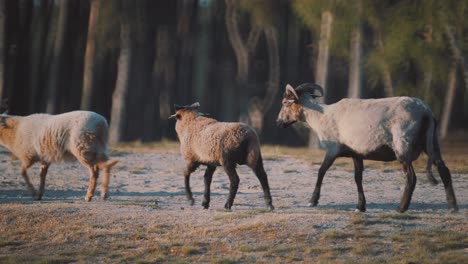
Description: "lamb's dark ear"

(0, 98), (9, 115)
(0, 116), (7, 126)
(174, 104), (183, 111)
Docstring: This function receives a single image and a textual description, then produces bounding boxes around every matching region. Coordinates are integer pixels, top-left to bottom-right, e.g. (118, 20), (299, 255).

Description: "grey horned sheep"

(170, 102), (274, 210)
(276, 83), (458, 213)
(0, 110), (118, 201)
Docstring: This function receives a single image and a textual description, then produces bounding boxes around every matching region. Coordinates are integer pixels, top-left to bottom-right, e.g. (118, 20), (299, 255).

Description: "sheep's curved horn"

(295, 83), (324, 98)
(174, 104), (183, 111)
(285, 84), (299, 100)
(190, 102), (200, 108)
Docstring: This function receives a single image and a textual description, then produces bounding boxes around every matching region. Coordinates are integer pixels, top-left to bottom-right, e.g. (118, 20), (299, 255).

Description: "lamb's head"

(169, 102), (201, 121)
(0, 114), (17, 145)
(276, 83), (323, 128)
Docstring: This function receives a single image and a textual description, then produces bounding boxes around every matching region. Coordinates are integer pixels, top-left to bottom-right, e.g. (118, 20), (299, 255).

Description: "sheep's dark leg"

(399, 161), (417, 212)
(435, 160), (458, 212)
(184, 162), (199, 206)
(223, 163), (240, 210)
(202, 166), (216, 209)
(249, 157), (274, 210)
(310, 155), (336, 207)
(353, 157), (366, 212)
(20, 162), (37, 199)
(37, 163), (50, 200)
(85, 166), (99, 202)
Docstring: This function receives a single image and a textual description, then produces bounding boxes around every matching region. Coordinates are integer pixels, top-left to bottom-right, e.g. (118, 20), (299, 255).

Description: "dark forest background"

(1, 0), (467, 146)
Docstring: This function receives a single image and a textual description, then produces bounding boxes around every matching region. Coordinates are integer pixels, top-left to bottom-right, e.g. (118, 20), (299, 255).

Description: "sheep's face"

(276, 85), (303, 128)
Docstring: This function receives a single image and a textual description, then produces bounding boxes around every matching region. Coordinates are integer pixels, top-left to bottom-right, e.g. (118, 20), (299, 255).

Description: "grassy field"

(0, 141), (467, 263)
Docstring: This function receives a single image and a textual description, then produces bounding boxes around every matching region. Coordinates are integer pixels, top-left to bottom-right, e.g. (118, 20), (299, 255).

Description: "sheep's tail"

(425, 116), (439, 185)
(245, 135), (262, 168)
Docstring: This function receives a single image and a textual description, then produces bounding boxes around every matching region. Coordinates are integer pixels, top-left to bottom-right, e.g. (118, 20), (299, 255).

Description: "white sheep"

(276, 83), (458, 212)
(0, 110), (117, 201)
(170, 102), (274, 210)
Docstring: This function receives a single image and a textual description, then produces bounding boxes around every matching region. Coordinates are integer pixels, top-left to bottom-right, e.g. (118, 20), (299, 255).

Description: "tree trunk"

(0, 0), (5, 101)
(249, 26), (280, 133)
(193, 0), (213, 106)
(372, 24), (394, 97)
(28, 0), (50, 113)
(81, 0), (100, 110)
(348, 0), (362, 99)
(440, 62), (457, 139)
(46, 0), (69, 114)
(153, 26), (175, 140)
(225, 0), (250, 123)
(109, 6), (131, 144)
(310, 10), (332, 148)
(444, 24), (468, 116)
(422, 65), (433, 105)
(347, 26), (362, 98)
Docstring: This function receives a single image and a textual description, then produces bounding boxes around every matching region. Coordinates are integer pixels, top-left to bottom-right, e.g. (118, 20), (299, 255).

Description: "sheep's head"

(276, 83), (323, 128)
(169, 102), (200, 121)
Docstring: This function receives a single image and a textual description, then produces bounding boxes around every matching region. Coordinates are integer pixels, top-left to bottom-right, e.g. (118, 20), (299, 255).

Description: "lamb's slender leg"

(399, 161), (417, 212)
(184, 162), (199, 206)
(310, 155), (336, 207)
(223, 163), (240, 210)
(36, 163), (50, 200)
(248, 156), (274, 210)
(101, 165), (110, 200)
(352, 157), (366, 212)
(85, 166), (99, 202)
(435, 160), (458, 212)
(20, 162), (37, 199)
(202, 165), (216, 209)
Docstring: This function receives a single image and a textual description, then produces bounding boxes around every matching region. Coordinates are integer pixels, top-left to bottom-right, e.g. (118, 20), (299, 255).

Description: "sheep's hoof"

(202, 201), (210, 209)
(85, 196), (93, 202)
(33, 195), (42, 201)
(449, 206), (459, 213)
(188, 199), (195, 206)
(224, 203), (232, 211)
(308, 202), (318, 207)
(101, 193), (109, 200)
(267, 205), (275, 211)
(398, 207), (407, 213)
(356, 206), (366, 212)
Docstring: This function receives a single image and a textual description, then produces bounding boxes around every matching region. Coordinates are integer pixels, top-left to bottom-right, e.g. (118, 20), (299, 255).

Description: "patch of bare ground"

(0, 142), (467, 263)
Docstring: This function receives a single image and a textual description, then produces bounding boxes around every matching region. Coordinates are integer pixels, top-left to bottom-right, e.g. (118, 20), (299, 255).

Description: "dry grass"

(0, 141), (467, 263)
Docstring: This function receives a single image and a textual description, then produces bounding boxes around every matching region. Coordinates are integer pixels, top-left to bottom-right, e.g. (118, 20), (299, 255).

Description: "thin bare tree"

(109, 1), (131, 144)
(81, 0), (101, 110)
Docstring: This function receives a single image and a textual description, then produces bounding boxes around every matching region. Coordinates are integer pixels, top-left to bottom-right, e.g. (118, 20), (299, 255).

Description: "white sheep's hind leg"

(352, 157), (366, 212)
(36, 163), (50, 200)
(85, 165), (99, 202)
(20, 162), (37, 199)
